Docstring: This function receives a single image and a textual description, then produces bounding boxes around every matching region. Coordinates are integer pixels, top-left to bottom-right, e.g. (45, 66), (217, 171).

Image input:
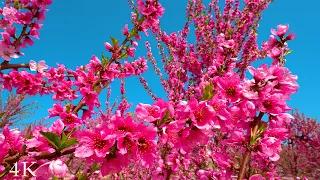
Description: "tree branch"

(0, 63), (30, 71)
(238, 112), (264, 180)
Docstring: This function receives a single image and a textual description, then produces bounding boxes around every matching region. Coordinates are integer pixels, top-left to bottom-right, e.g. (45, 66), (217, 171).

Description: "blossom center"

(194, 108), (205, 122)
(226, 87), (236, 96)
(16, 76), (22, 81)
(149, 106), (157, 116)
(93, 137), (107, 149)
(64, 116), (74, 124)
(274, 83), (282, 89)
(138, 138), (148, 151)
(263, 100), (273, 109)
(123, 137), (133, 148)
(212, 104), (220, 111)
(118, 126), (130, 133)
(87, 75), (95, 83)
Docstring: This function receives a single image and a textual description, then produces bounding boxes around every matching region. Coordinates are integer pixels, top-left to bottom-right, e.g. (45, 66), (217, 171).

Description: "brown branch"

(1, 15), (145, 179)
(72, 99), (85, 114)
(1, 34), (133, 167)
(34, 148), (76, 160)
(0, 63), (30, 70)
(238, 151), (251, 180)
(13, 6), (40, 48)
(14, 24), (29, 47)
(4, 148), (76, 165)
(238, 112), (264, 180)
(72, 36), (131, 114)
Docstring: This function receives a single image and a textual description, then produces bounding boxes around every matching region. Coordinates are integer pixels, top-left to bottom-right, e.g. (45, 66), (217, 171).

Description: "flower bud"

(285, 32), (295, 41)
(48, 159), (68, 178)
(104, 42), (113, 52)
(271, 24), (289, 37)
(122, 24), (129, 36)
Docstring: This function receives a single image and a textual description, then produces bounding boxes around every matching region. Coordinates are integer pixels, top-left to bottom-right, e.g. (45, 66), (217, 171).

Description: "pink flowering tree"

(0, 0), (301, 179)
(276, 110), (320, 179)
(0, 86), (40, 128)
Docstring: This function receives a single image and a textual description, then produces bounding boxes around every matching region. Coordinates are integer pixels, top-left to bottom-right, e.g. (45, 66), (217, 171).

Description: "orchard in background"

(0, 0), (312, 179)
(276, 110), (320, 179)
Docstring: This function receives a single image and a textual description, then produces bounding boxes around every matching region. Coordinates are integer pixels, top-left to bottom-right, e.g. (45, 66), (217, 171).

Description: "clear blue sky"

(10, 0), (320, 125)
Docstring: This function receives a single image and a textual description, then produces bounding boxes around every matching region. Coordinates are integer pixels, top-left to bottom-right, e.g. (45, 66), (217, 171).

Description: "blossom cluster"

(0, 0), (302, 179)
(0, 0), (52, 61)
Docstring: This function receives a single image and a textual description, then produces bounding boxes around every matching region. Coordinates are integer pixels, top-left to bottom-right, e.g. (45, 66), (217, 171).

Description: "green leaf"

(14, 0), (19, 9)
(92, 162), (99, 171)
(284, 50), (293, 56)
(0, 112), (5, 119)
(235, 155), (241, 163)
(129, 28), (138, 38)
(257, 122), (267, 135)
(65, 103), (71, 113)
(60, 128), (78, 150)
(118, 52), (128, 59)
(102, 53), (108, 66)
(158, 109), (171, 126)
(67, 128), (77, 139)
(52, 176), (60, 180)
(110, 36), (119, 46)
(138, 16), (146, 24)
(228, 28), (233, 36)
(39, 131), (61, 149)
(134, 8), (139, 19)
(77, 173), (86, 180)
(60, 138), (78, 150)
(61, 131), (67, 142)
(202, 81), (214, 101)
(93, 85), (100, 91)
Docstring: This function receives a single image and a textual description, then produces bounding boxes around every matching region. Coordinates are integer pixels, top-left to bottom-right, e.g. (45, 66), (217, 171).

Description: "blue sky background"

(4, 0), (319, 126)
